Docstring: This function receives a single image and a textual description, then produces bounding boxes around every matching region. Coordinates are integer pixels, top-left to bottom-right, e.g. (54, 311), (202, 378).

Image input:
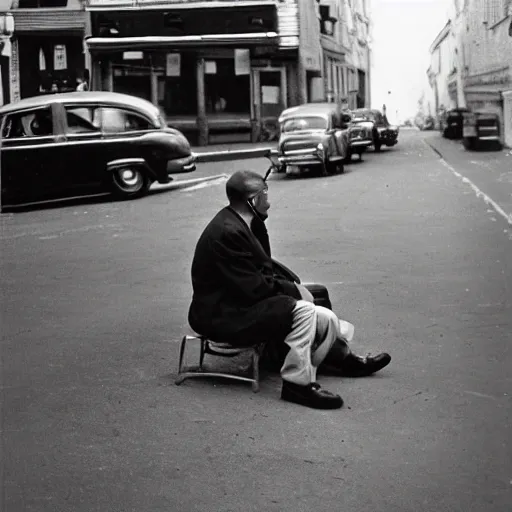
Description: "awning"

(85, 32), (280, 51)
(86, 0), (276, 10)
(13, 9), (86, 33)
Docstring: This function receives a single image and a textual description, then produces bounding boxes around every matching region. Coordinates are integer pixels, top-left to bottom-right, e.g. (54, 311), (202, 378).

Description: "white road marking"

(438, 158), (512, 227)
(180, 176), (227, 192)
(464, 390), (498, 401)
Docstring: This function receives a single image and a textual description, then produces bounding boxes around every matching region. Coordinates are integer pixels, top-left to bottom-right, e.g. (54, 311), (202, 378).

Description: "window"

(485, 0), (509, 25)
(65, 106), (101, 134)
(281, 116), (327, 133)
(99, 108), (152, 133)
(2, 107), (53, 139)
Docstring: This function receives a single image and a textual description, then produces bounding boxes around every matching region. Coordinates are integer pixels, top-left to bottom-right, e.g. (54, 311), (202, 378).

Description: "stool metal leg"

(251, 348), (260, 393)
(199, 336), (206, 370)
(175, 335), (189, 385)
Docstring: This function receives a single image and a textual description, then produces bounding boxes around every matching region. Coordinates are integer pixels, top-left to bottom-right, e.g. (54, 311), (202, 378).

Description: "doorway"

(252, 67), (286, 141)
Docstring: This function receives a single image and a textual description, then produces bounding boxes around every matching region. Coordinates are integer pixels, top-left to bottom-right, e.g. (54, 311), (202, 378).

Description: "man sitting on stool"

(188, 170), (390, 410)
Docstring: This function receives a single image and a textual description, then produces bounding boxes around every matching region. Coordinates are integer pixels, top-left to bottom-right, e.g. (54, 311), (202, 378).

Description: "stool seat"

(175, 334), (265, 392)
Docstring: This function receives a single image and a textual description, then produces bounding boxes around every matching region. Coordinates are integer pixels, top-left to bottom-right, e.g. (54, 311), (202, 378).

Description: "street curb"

(424, 140), (443, 159)
(194, 147), (277, 163)
(151, 174), (228, 192)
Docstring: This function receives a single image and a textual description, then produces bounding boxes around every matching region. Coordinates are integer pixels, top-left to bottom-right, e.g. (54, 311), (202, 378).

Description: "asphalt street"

(1, 130), (511, 512)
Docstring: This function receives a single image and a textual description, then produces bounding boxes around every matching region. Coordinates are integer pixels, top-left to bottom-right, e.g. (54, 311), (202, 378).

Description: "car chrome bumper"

(278, 152), (322, 166)
(349, 140), (373, 148)
(167, 153), (197, 176)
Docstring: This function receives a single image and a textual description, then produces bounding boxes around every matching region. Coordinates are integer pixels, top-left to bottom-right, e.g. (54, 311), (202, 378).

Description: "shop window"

(2, 107), (53, 139)
(204, 58), (250, 115)
(18, 0), (67, 7)
(160, 53), (197, 117)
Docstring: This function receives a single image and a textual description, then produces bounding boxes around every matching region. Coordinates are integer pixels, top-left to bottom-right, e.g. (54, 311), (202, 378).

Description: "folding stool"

(175, 334), (266, 393)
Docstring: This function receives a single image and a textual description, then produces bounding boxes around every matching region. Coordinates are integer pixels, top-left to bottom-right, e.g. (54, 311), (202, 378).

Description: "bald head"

(226, 170), (266, 205)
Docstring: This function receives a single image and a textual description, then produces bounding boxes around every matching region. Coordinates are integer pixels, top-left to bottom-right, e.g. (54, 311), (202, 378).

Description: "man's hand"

(296, 283), (315, 303)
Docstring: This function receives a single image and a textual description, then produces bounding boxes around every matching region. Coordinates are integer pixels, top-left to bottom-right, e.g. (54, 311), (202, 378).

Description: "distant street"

(1, 129), (511, 512)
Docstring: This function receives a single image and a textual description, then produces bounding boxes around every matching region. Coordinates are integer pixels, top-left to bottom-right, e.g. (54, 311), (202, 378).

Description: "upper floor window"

(485, 0), (510, 26)
(17, 0), (67, 7)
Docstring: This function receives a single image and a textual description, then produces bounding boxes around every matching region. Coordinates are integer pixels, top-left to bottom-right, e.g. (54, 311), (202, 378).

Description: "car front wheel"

(111, 167), (151, 198)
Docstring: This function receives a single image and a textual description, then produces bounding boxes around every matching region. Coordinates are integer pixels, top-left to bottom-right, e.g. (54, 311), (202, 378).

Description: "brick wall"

(465, 0), (512, 76)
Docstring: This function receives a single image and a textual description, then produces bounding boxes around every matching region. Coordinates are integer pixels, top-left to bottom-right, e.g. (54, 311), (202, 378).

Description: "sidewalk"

(423, 130), (512, 170)
(422, 130), (512, 224)
(192, 141), (278, 163)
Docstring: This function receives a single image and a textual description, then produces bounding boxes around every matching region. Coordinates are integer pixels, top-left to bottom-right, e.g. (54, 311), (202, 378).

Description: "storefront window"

(204, 58), (250, 115)
(112, 51), (198, 117)
(18, 35), (84, 98)
(160, 52), (197, 116)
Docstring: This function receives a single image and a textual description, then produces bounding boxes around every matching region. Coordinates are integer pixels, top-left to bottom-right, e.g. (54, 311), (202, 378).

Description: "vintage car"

(0, 91), (196, 207)
(462, 110), (502, 150)
(276, 103), (350, 176)
(440, 107), (471, 139)
(345, 110), (374, 160)
(351, 108), (399, 151)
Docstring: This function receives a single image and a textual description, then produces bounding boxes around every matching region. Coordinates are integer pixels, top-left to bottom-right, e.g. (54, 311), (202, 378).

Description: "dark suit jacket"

(188, 207), (301, 346)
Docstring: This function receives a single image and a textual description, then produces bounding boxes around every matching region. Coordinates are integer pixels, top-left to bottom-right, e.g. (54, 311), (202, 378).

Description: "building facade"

(85, 0), (325, 145)
(427, 0), (512, 146)
(463, 0), (512, 147)
(7, 0), (88, 103)
(427, 20), (456, 121)
(318, 0), (371, 110)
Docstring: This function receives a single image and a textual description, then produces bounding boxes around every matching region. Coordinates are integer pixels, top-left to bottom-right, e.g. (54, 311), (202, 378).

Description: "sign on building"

(54, 45), (67, 71)
(166, 53), (181, 76)
(235, 49), (250, 76)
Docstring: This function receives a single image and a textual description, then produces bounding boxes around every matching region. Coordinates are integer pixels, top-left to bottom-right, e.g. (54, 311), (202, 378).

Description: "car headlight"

(315, 143), (325, 156)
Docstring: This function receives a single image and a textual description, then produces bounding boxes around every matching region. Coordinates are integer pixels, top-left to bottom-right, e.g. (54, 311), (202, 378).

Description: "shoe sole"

(281, 391), (344, 410)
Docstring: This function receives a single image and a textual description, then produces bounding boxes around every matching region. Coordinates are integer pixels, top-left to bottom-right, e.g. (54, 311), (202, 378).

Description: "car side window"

(2, 107), (54, 139)
(99, 107), (152, 134)
(65, 106), (101, 134)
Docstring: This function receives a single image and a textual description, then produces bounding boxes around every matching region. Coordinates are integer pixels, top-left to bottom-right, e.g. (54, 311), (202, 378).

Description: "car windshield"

(281, 116), (327, 132)
(353, 110), (374, 122)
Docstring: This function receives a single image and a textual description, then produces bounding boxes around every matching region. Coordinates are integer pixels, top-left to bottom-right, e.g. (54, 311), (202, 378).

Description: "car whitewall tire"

(111, 167), (150, 198)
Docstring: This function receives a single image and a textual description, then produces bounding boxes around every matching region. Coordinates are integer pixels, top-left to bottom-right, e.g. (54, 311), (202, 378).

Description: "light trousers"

(280, 300), (355, 386)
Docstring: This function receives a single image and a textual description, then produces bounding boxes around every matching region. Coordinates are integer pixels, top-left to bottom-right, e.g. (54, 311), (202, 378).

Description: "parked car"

(421, 116), (435, 131)
(352, 108), (399, 151)
(0, 91), (196, 207)
(276, 103), (349, 176)
(462, 110), (502, 151)
(440, 107), (470, 139)
(346, 110), (374, 160)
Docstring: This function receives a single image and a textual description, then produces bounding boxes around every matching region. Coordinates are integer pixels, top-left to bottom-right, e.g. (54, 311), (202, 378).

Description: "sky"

(370, 0), (450, 123)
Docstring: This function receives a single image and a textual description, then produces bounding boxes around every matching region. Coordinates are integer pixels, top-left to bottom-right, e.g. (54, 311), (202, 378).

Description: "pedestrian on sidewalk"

(188, 170), (391, 410)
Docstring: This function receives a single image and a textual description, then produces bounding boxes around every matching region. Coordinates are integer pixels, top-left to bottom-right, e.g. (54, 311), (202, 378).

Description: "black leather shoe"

(337, 353), (391, 377)
(281, 381), (343, 409)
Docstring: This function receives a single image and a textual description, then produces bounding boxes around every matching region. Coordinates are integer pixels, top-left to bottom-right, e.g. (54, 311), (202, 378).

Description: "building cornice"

(429, 20), (451, 53)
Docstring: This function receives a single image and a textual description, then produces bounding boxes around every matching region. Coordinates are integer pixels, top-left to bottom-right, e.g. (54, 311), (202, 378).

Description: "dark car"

(462, 110), (502, 151)
(440, 107), (470, 139)
(345, 110), (374, 160)
(351, 108), (399, 151)
(0, 91), (196, 207)
(277, 103), (349, 176)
